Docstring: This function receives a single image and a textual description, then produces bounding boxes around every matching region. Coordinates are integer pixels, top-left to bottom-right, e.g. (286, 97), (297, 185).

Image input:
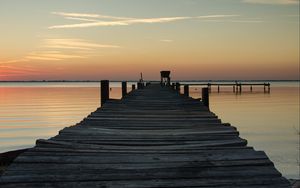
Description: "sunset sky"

(0, 0), (299, 80)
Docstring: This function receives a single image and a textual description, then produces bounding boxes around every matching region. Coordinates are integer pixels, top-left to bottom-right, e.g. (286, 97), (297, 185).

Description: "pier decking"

(0, 83), (290, 187)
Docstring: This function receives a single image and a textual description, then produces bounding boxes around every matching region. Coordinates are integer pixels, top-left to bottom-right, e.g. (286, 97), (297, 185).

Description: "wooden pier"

(174, 82), (271, 93)
(0, 82), (290, 187)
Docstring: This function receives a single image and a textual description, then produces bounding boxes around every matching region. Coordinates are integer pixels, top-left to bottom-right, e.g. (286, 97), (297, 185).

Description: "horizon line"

(0, 79), (299, 82)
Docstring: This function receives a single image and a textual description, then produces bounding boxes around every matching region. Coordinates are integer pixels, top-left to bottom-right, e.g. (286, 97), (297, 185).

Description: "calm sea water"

(0, 81), (299, 179)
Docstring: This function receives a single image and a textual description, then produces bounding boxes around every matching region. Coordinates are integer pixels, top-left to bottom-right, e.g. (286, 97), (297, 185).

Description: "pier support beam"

(122, 81), (127, 98)
(184, 85), (189, 97)
(101, 80), (109, 106)
(202, 88), (209, 108)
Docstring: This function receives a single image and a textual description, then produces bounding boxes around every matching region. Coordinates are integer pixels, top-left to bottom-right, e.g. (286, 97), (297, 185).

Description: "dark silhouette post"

(268, 83), (271, 93)
(202, 88), (209, 108)
(176, 82), (180, 93)
(250, 85), (253, 92)
(184, 85), (189, 97)
(137, 72), (144, 89)
(101, 80), (109, 106)
(233, 85), (236, 92)
(171, 83), (175, 90)
(218, 85), (220, 93)
(122, 81), (127, 98)
(132, 84), (136, 91)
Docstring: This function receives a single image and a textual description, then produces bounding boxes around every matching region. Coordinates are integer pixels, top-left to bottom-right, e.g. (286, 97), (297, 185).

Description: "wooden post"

(171, 83), (175, 90)
(233, 85), (235, 92)
(176, 82), (180, 93)
(218, 85), (220, 93)
(132, 84), (136, 91)
(264, 83), (266, 93)
(137, 82), (143, 89)
(268, 83), (270, 93)
(239, 84), (242, 93)
(101, 80), (109, 106)
(122, 81), (127, 98)
(184, 85), (189, 97)
(202, 88), (209, 108)
(250, 85), (253, 92)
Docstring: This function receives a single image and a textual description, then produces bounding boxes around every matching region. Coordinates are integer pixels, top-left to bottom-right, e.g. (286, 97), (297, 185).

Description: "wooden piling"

(176, 82), (180, 93)
(171, 83), (175, 90)
(122, 81), (127, 98)
(100, 80), (109, 106)
(184, 85), (189, 97)
(250, 85), (253, 92)
(132, 84), (136, 91)
(202, 87), (209, 108)
(218, 85), (220, 93)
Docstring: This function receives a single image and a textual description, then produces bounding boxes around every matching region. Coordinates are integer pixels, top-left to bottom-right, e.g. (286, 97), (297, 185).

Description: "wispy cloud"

(52, 12), (133, 20)
(197, 15), (239, 19)
(160, 39), (173, 42)
(243, 0), (299, 4)
(26, 51), (84, 61)
(25, 38), (122, 61)
(43, 38), (120, 50)
(1, 38), (120, 63)
(65, 17), (99, 22)
(49, 12), (243, 29)
(0, 65), (41, 78)
(205, 19), (265, 23)
(0, 59), (29, 65)
(49, 16), (191, 29)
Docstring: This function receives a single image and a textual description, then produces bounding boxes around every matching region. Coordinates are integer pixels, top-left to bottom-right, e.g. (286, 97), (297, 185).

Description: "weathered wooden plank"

(1, 166), (283, 183)
(0, 177), (290, 188)
(27, 145), (255, 153)
(35, 138), (247, 149)
(6, 159), (274, 172)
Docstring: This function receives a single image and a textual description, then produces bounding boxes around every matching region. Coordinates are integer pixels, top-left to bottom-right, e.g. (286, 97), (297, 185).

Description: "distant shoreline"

(0, 80), (299, 83)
